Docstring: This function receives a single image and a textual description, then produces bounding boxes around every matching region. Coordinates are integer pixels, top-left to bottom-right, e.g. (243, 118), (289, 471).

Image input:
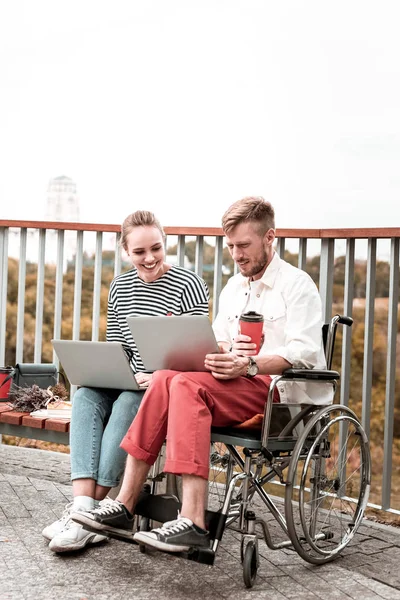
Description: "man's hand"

(230, 334), (259, 356)
(205, 350), (249, 380)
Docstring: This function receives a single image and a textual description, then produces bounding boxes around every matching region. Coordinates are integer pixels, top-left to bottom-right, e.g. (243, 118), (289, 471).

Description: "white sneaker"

(49, 517), (108, 553)
(42, 502), (74, 541)
(42, 498), (111, 541)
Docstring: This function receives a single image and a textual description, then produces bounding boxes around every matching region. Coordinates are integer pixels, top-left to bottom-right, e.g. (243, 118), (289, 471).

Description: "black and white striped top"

(107, 266), (210, 372)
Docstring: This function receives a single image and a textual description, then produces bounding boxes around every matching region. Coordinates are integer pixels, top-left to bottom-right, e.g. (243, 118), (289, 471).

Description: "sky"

(1, 0), (400, 230)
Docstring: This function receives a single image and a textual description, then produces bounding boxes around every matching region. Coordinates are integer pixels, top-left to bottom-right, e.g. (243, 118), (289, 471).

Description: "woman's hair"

(221, 196), (275, 236)
(120, 210), (166, 251)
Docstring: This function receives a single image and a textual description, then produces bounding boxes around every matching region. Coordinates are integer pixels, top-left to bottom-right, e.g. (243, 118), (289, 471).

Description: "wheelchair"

(127, 315), (372, 588)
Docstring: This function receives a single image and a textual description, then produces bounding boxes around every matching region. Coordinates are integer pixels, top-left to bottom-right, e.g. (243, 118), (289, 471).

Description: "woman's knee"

(72, 387), (111, 420)
(112, 390), (144, 419)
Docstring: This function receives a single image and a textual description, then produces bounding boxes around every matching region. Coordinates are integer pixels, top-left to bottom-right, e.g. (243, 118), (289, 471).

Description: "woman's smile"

(125, 226), (169, 282)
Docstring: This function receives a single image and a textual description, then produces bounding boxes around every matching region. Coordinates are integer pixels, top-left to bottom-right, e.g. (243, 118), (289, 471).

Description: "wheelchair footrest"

(135, 492), (182, 523)
(134, 492), (228, 543)
(180, 546), (216, 565)
(106, 530), (137, 544)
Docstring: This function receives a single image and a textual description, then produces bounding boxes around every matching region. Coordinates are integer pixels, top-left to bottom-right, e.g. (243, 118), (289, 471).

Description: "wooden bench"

(0, 404), (70, 445)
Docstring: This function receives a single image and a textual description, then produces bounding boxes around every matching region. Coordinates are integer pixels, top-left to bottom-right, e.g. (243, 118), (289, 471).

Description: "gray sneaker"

(71, 499), (135, 540)
(133, 517), (209, 553)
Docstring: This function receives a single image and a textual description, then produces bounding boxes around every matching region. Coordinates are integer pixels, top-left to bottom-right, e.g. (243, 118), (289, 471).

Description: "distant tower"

(45, 176), (80, 269)
(46, 175), (80, 222)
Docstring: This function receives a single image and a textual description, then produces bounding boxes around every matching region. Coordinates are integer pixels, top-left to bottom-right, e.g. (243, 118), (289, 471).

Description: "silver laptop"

(52, 340), (141, 390)
(126, 315), (219, 372)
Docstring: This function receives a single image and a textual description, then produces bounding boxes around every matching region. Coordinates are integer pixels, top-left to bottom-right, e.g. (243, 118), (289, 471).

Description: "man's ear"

(264, 228), (275, 246)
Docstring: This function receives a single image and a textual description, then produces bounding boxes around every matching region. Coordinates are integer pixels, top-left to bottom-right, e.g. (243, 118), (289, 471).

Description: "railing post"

(362, 238), (376, 438)
(319, 238), (335, 323)
(0, 227), (8, 366)
(298, 238), (307, 271)
(114, 232), (121, 276)
(34, 229), (46, 363)
(382, 237), (400, 510)
(15, 229), (27, 364)
(52, 230), (65, 366)
(277, 237), (285, 258)
(212, 236), (224, 321)
(72, 231), (84, 341)
(177, 235), (186, 267)
(92, 231), (103, 341)
(340, 238), (355, 408)
(194, 236), (204, 277)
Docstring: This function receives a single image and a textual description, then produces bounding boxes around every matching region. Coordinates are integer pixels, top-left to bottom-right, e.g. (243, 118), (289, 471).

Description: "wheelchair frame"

(129, 315), (372, 588)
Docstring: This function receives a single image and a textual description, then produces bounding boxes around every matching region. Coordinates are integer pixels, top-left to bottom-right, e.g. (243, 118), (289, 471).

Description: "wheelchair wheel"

(285, 405), (371, 564)
(207, 443), (232, 511)
(163, 444), (232, 512)
(242, 539), (258, 588)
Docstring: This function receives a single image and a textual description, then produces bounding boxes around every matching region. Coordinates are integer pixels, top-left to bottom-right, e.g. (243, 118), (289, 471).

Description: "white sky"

(1, 0), (399, 230)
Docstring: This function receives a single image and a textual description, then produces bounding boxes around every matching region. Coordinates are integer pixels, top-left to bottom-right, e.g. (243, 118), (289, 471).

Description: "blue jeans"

(70, 387), (144, 487)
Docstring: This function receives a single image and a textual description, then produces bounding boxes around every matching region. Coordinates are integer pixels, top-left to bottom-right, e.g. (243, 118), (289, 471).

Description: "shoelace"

(61, 502), (94, 530)
(91, 500), (123, 516)
(153, 517), (191, 536)
(59, 502), (73, 524)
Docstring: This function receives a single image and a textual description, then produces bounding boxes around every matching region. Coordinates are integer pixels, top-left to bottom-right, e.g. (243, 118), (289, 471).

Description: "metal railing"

(0, 219), (399, 516)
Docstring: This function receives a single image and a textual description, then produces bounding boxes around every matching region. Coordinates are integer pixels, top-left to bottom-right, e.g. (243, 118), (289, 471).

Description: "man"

(72, 196), (331, 552)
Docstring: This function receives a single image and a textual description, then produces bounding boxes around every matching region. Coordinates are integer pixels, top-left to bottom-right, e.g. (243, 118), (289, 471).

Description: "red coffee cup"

(239, 311), (264, 354)
(0, 367), (13, 400)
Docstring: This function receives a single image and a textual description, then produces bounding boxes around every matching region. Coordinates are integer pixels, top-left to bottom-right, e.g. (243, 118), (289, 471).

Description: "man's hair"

(120, 210), (166, 250)
(221, 196), (275, 236)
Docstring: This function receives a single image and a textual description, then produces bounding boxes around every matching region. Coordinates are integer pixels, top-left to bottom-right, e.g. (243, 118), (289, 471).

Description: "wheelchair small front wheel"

(242, 539), (258, 588)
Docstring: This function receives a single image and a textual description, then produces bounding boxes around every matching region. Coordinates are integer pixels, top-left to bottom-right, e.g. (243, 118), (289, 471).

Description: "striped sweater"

(107, 266), (210, 372)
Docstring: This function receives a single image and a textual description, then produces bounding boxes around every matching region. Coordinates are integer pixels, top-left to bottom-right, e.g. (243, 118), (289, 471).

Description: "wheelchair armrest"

(280, 368), (340, 381)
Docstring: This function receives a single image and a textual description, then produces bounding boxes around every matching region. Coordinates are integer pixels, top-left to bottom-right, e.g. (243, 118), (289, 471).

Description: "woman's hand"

(135, 372), (153, 388)
(204, 351), (249, 380)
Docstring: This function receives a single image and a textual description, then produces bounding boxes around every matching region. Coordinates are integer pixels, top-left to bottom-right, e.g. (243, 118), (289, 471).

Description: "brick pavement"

(1, 443), (400, 600)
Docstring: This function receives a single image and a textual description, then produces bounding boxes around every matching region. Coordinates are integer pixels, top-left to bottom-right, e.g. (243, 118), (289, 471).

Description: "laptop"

(51, 340), (141, 390)
(126, 315), (219, 372)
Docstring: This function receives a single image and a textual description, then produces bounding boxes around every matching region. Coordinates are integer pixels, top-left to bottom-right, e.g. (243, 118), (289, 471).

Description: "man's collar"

(236, 252), (281, 289)
(258, 251), (280, 288)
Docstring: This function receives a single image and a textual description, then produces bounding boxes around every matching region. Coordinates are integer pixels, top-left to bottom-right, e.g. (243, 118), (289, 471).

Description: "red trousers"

(120, 370), (276, 480)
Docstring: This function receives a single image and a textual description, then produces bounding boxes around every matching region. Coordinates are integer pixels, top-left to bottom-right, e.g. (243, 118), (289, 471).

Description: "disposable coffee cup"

(0, 367), (13, 400)
(239, 311), (264, 354)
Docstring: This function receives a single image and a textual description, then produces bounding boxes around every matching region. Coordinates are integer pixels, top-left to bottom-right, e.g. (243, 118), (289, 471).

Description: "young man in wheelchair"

(72, 196), (332, 553)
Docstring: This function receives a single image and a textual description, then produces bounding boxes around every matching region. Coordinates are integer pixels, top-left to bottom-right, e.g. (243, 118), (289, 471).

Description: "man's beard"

(238, 248), (269, 279)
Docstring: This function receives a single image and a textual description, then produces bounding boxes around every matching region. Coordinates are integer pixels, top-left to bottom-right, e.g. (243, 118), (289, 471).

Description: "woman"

(43, 210), (209, 553)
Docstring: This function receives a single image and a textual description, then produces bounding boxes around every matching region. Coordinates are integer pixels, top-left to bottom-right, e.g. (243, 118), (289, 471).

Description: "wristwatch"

(246, 356), (259, 378)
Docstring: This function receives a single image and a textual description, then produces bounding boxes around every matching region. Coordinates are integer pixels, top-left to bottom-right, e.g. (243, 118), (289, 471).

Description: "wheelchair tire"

(285, 405), (371, 564)
(242, 539), (258, 588)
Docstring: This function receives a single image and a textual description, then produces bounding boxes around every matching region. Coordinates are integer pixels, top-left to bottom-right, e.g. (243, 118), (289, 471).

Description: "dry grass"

(2, 435), (70, 454)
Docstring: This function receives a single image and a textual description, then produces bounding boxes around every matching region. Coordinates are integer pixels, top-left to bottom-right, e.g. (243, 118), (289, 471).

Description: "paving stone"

(2, 442), (400, 600)
(2, 474), (31, 486)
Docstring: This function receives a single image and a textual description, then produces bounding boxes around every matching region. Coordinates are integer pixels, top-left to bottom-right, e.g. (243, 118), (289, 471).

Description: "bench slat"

(45, 419), (70, 433)
(22, 414), (48, 429)
(0, 410), (26, 425)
